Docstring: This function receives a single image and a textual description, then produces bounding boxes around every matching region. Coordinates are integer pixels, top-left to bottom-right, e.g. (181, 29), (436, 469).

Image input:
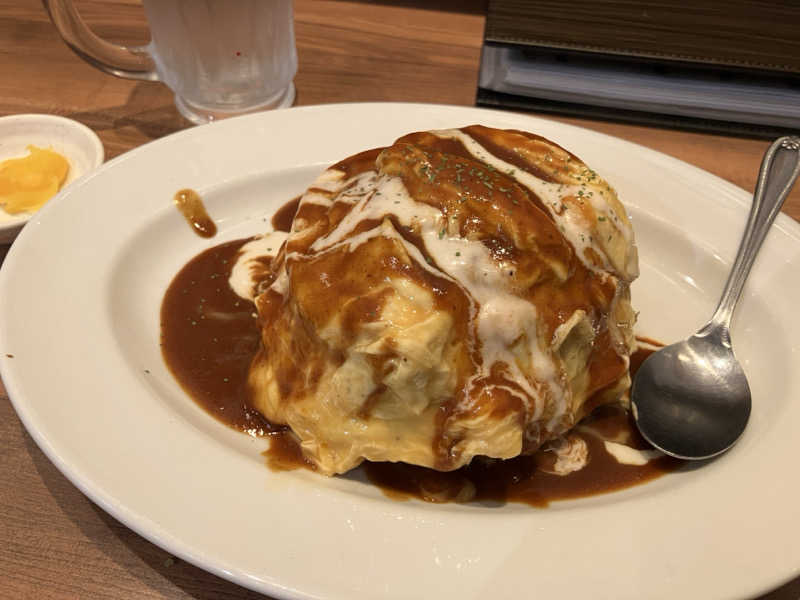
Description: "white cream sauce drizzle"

(543, 435), (589, 475)
(428, 129), (632, 275)
(604, 441), (663, 466)
(228, 232), (287, 302)
(544, 436), (661, 474)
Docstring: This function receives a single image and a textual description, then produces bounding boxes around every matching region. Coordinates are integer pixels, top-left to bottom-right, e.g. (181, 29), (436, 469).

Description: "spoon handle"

(708, 136), (800, 332)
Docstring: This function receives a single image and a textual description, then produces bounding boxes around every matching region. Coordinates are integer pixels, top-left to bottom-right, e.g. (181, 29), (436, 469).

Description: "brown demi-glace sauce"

(174, 188), (217, 238)
(161, 201), (679, 507)
(271, 195), (301, 233)
(160, 239), (276, 435)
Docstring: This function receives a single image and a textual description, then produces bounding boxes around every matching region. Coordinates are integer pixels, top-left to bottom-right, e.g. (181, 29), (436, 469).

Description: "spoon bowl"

(632, 327), (750, 459)
(632, 136), (800, 460)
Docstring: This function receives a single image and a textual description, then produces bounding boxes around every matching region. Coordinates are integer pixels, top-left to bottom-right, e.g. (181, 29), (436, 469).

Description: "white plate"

(2, 103), (799, 600)
(0, 114), (105, 243)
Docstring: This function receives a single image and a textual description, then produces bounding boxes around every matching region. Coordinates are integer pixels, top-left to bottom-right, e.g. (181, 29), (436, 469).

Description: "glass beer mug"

(44, 0), (297, 124)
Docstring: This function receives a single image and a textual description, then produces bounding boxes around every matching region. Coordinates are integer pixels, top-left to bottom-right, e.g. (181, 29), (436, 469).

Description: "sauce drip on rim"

(174, 188), (217, 238)
(160, 228), (679, 507)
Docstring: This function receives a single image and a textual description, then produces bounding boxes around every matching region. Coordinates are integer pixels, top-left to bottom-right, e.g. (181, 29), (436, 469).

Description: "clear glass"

(142, 0), (297, 123)
(43, 0), (297, 124)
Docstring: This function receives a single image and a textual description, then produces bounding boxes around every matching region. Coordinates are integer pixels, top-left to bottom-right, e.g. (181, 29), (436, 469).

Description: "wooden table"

(1, 1), (798, 598)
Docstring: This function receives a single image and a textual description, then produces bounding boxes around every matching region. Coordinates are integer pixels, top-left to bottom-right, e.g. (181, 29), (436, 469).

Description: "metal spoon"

(631, 136), (800, 460)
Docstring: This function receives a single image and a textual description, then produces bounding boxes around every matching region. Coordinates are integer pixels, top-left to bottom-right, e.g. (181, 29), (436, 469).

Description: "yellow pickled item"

(0, 145), (70, 214)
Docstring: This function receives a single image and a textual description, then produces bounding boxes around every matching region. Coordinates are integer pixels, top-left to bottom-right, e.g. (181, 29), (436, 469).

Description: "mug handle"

(43, 0), (157, 80)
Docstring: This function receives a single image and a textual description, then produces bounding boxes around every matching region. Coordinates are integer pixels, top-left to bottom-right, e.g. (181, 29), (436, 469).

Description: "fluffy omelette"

(230, 125), (639, 475)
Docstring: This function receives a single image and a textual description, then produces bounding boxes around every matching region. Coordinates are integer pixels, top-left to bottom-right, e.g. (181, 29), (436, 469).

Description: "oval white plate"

(1, 104), (799, 600)
(0, 114), (104, 243)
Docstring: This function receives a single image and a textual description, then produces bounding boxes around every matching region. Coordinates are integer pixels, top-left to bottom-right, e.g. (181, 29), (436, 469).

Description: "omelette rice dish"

(234, 125), (639, 475)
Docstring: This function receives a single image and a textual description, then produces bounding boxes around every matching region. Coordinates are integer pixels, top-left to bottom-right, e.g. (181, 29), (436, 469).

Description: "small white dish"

(0, 114), (104, 244)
